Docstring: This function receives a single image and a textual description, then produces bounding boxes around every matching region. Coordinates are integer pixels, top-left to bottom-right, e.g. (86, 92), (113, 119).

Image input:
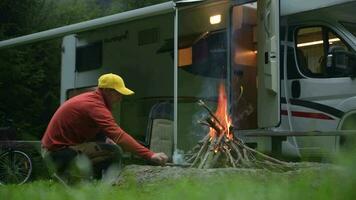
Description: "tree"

(0, 0), (169, 139)
(108, 0), (169, 13)
(0, 0), (104, 139)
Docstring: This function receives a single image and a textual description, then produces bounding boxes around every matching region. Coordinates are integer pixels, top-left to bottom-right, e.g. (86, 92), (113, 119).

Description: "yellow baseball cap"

(98, 73), (134, 95)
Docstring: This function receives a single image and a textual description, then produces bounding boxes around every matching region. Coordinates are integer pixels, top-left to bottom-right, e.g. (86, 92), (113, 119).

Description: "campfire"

(186, 83), (291, 171)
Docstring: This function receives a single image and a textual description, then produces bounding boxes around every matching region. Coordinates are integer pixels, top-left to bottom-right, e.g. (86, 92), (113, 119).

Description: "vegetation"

(0, 0), (168, 139)
(0, 162), (355, 199)
(0, 148), (355, 199)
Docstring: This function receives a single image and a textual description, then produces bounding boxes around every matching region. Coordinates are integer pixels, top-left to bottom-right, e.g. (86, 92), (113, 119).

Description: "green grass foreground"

(2, 149), (356, 200)
(1, 163), (356, 200)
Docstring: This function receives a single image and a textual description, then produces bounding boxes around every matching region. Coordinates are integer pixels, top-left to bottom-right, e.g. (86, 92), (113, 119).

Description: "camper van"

(277, 0), (356, 158)
(0, 0), (355, 161)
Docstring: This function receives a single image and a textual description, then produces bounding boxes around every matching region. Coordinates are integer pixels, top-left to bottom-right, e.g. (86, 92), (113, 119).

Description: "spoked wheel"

(0, 150), (32, 185)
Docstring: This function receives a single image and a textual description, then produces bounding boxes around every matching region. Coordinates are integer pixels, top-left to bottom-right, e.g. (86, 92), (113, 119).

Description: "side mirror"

(326, 46), (356, 77)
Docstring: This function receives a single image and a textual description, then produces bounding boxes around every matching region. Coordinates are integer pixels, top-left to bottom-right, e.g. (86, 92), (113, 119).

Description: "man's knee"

(42, 148), (78, 173)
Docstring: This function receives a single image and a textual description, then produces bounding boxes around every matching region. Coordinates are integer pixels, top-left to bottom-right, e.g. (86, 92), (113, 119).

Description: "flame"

(209, 82), (233, 140)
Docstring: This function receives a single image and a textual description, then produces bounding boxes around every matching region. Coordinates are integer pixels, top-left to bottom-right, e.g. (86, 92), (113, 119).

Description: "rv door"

(257, 0), (280, 127)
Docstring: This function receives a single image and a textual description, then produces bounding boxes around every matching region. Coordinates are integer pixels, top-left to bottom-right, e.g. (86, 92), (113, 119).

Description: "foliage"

(0, 164), (355, 200)
(0, 0), (168, 139)
(1, 141), (356, 200)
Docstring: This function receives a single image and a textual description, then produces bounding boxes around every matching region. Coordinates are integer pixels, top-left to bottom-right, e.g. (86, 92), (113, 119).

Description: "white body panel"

(277, 1), (356, 157)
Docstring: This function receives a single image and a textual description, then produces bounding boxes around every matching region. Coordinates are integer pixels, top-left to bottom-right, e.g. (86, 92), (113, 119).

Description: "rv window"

(296, 26), (351, 78)
(296, 27), (324, 76)
(76, 42), (102, 72)
(180, 30), (227, 78)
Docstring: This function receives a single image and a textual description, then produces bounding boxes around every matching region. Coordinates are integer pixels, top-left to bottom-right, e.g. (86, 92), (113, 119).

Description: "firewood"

(191, 135), (210, 167)
(198, 150), (212, 169)
(206, 117), (223, 134)
(230, 142), (243, 165)
(243, 144), (290, 166)
(197, 120), (212, 129)
(204, 150), (221, 169)
(186, 99), (291, 172)
(198, 100), (224, 128)
(225, 148), (237, 168)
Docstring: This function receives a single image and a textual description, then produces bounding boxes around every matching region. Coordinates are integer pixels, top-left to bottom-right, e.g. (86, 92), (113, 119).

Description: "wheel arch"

(338, 110), (356, 130)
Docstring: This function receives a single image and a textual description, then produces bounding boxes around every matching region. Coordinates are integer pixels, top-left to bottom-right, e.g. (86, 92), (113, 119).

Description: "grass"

(1, 151), (356, 200)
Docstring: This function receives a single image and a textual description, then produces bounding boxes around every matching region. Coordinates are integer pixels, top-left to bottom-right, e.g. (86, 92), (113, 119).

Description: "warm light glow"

(178, 47), (192, 67)
(210, 15), (221, 25)
(234, 50), (257, 65)
(209, 83), (233, 140)
(297, 38), (340, 47)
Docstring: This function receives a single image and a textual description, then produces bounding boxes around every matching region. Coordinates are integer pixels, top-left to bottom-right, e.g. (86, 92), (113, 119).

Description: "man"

(41, 73), (168, 178)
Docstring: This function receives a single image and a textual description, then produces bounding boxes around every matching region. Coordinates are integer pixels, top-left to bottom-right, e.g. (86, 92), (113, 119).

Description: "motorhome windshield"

(342, 22), (356, 37)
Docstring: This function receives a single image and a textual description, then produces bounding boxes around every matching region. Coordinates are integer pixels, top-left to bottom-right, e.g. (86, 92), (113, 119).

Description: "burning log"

(186, 88), (292, 171)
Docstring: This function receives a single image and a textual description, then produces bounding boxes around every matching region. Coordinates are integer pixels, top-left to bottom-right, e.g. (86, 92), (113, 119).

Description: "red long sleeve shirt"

(41, 89), (154, 160)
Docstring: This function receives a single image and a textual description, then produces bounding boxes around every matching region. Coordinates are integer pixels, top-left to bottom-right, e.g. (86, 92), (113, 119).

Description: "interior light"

(328, 38), (341, 45)
(297, 38), (340, 47)
(210, 15), (221, 25)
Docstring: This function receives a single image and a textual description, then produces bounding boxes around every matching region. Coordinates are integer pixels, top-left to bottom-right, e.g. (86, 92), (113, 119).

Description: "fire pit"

(185, 83), (291, 171)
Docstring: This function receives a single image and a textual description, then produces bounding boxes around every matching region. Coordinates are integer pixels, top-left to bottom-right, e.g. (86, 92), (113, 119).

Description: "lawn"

(1, 158), (356, 200)
(0, 162), (356, 200)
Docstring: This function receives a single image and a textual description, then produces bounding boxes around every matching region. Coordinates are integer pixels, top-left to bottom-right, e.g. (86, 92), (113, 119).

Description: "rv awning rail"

(0, 1), (175, 50)
(2, 0), (354, 50)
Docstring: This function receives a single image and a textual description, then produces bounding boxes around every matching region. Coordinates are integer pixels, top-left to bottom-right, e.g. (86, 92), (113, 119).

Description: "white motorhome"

(0, 0), (355, 160)
(277, 0), (356, 158)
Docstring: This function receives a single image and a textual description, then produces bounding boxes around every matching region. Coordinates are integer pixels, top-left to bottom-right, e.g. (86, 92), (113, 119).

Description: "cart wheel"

(0, 150), (32, 185)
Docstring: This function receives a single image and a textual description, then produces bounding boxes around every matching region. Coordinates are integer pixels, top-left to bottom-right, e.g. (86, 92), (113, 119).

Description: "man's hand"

(105, 137), (116, 145)
(151, 152), (168, 166)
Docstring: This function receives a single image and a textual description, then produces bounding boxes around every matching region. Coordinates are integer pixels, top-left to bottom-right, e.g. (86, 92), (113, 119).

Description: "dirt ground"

(112, 162), (339, 186)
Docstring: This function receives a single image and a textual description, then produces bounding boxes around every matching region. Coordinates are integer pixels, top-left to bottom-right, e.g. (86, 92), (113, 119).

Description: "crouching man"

(41, 73), (168, 180)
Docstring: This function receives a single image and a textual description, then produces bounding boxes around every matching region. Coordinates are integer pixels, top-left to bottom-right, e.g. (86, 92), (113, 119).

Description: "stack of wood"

(185, 100), (292, 171)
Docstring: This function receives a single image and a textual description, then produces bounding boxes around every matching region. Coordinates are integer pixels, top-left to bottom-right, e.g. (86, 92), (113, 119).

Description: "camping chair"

(146, 102), (174, 161)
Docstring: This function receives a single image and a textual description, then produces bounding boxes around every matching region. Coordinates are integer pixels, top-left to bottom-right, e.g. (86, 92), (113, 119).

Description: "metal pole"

(173, 5), (179, 160)
(227, 4), (232, 116)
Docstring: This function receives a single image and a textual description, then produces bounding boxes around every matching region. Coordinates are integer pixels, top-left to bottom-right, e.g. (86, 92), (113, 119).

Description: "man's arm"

(88, 103), (167, 164)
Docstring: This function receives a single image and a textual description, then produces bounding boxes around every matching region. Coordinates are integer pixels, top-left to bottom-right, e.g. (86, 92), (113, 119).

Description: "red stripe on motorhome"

(281, 110), (334, 120)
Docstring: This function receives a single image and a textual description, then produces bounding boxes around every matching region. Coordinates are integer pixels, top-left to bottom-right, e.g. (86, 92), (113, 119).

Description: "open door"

(257, 0), (280, 128)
